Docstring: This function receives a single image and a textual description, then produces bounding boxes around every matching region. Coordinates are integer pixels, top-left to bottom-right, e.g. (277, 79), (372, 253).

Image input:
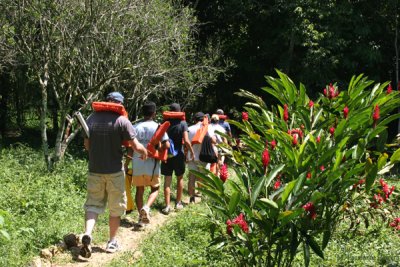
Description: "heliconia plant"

(191, 70), (400, 266)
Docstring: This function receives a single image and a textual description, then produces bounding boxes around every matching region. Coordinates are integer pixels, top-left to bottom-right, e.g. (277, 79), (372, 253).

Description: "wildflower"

(329, 127), (335, 135)
(292, 135), (298, 146)
(270, 140), (277, 150)
(387, 84), (393, 94)
(273, 179), (281, 190)
(262, 148), (270, 168)
(379, 178), (395, 200)
(373, 193), (384, 204)
(389, 218), (400, 229)
(227, 213), (249, 234)
(306, 172), (312, 179)
(343, 106), (349, 119)
(242, 112), (249, 121)
(283, 104), (289, 122)
(219, 164), (229, 183)
(308, 100), (314, 108)
(316, 136), (321, 143)
(326, 83), (339, 99)
(320, 165), (325, 171)
(303, 202), (317, 220)
(373, 105), (380, 127)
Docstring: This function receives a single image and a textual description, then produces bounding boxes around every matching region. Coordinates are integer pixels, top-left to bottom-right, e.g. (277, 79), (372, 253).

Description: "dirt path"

(42, 210), (178, 267)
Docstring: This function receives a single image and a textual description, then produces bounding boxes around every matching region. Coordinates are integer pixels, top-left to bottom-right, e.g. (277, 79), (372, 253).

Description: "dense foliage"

(0, 144), (87, 266)
(194, 71), (400, 266)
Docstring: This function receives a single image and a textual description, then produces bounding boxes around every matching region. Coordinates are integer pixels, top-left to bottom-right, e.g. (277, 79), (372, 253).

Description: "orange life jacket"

(92, 102), (130, 147)
(146, 121), (171, 161)
(191, 115), (209, 145)
(218, 114), (228, 120)
(162, 111), (186, 121)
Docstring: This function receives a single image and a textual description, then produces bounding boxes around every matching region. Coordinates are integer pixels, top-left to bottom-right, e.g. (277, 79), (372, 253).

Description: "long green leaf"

(228, 191), (240, 215)
(251, 164), (285, 206)
(390, 148), (400, 163)
(306, 234), (324, 259)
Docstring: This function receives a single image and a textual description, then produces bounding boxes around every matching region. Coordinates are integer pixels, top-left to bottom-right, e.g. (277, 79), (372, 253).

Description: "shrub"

(193, 71), (400, 266)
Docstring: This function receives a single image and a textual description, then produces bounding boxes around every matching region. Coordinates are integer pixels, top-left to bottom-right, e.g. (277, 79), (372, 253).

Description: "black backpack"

(199, 134), (218, 163)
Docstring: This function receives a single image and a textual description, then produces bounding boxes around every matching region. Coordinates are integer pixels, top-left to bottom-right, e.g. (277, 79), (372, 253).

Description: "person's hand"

(141, 150), (148, 161)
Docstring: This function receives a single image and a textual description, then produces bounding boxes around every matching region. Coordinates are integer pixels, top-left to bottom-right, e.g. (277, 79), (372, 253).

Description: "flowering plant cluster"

(226, 213), (249, 234)
(192, 71), (400, 267)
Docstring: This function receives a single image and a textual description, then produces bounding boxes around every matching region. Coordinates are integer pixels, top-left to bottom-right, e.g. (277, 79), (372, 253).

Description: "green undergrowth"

(0, 144), (88, 266)
(107, 203), (235, 267)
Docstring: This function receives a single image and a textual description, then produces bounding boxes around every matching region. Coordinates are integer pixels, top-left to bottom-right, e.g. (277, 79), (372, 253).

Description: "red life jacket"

(191, 115), (209, 145)
(91, 102), (130, 147)
(218, 114), (228, 120)
(146, 121), (171, 161)
(162, 111), (186, 121)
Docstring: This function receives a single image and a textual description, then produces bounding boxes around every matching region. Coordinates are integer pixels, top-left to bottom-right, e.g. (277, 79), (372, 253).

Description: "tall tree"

(0, 0), (225, 169)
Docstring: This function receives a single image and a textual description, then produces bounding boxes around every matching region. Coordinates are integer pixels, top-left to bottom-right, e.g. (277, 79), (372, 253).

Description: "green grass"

(1, 141), (399, 266)
(107, 203), (235, 267)
(0, 144), (89, 266)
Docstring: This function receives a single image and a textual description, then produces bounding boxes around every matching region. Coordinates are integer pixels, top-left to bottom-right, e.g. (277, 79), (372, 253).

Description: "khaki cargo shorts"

(84, 171), (127, 217)
(132, 174), (160, 187)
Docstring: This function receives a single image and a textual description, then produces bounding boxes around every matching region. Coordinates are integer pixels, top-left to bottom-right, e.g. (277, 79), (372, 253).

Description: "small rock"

(40, 249), (52, 260)
(133, 250), (143, 260)
(28, 256), (42, 267)
(63, 233), (79, 248)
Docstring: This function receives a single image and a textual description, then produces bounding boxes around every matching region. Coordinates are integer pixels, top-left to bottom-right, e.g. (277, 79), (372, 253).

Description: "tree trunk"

(0, 72), (9, 137)
(39, 62), (51, 170)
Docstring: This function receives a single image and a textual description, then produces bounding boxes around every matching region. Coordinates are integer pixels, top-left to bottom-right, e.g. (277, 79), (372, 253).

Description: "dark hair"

(142, 101), (156, 117)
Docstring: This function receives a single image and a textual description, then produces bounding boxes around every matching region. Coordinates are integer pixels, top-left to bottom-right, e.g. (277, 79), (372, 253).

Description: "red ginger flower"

(327, 83), (339, 99)
(292, 135), (298, 146)
(308, 100), (314, 108)
(373, 105), (380, 127)
(379, 178), (395, 200)
(219, 164), (229, 183)
(316, 136), (321, 143)
(343, 106), (349, 119)
(262, 148), (270, 168)
(329, 127), (335, 135)
(270, 140), (277, 150)
(283, 104), (289, 122)
(226, 213), (249, 234)
(242, 112), (249, 121)
(303, 202), (317, 220)
(387, 84), (393, 94)
(273, 180), (281, 190)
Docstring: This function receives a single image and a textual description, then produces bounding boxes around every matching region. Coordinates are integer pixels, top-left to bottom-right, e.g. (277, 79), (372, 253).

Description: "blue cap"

(106, 92), (124, 104)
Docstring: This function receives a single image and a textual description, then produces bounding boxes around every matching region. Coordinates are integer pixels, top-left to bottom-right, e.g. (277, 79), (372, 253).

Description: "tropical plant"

(193, 70), (400, 266)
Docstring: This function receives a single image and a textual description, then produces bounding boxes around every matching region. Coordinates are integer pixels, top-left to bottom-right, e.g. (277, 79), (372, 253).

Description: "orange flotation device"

(146, 121), (171, 161)
(218, 114), (228, 120)
(92, 102), (131, 147)
(92, 102), (128, 117)
(191, 115), (209, 145)
(162, 111), (186, 121)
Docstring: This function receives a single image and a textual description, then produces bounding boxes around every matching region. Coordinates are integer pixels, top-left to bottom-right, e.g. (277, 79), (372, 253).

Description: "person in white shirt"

(187, 112), (216, 203)
(209, 114), (227, 174)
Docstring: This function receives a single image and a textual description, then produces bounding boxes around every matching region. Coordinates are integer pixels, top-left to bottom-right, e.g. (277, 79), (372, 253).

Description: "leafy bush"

(0, 144), (87, 266)
(194, 71), (400, 266)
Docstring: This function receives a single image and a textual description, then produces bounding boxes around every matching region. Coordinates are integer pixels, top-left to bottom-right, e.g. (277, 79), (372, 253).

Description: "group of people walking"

(79, 91), (230, 258)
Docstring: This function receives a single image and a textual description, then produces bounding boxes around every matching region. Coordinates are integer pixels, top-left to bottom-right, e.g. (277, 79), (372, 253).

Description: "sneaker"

(189, 196), (195, 204)
(105, 240), (119, 253)
(161, 206), (171, 215)
(140, 206), (150, 224)
(175, 201), (184, 210)
(79, 234), (92, 258)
